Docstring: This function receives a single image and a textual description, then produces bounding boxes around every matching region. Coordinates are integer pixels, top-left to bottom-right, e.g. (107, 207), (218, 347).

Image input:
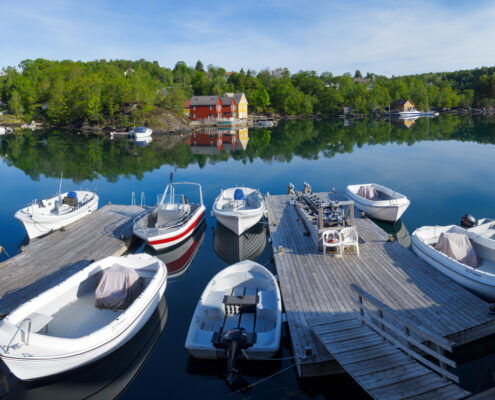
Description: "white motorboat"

(399, 109), (421, 117)
(185, 260), (281, 362)
(254, 120), (274, 128)
(213, 187), (265, 235)
(0, 253), (167, 380)
(412, 221), (495, 300)
(15, 190), (99, 239)
(133, 181), (206, 250)
(345, 183), (410, 222)
(214, 222), (267, 264)
(133, 127), (152, 139)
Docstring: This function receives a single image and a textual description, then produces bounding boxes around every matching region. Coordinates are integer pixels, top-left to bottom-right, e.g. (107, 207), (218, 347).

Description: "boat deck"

(0, 204), (147, 317)
(265, 192), (495, 378)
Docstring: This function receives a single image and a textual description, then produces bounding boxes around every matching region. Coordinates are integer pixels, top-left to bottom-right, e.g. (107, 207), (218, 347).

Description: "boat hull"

(15, 194), (99, 239)
(345, 184), (409, 222)
(412, 227), (495, 301)
(134, 207), (206, 251)
(214, 211), (263, 236)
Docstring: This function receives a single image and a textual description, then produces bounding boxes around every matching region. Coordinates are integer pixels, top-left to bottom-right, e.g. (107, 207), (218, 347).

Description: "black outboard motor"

(460, 214), (477, 228)
(220, 328), (250, 389)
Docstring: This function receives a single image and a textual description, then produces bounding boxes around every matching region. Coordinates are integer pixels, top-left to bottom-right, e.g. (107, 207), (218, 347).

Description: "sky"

(1, 0), (495, 76)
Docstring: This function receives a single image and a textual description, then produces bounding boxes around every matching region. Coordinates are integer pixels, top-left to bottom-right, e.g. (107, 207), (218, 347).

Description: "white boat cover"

(435, 232), (478, 268)
(95, 264), (143, 310)
(357, 185), (378, 200)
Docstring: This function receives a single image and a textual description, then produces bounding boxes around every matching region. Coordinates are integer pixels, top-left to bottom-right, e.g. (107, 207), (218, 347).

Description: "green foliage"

(1, 58), (495, 126)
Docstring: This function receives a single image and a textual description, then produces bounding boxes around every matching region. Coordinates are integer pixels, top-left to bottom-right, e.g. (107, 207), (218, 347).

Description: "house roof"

(190, 96), (220, 106)
(224, 92), (248, 105)
(221, 95), (236, 106)
(392, 99), (415, 106)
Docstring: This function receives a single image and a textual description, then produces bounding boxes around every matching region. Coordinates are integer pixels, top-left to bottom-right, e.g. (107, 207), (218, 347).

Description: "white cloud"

(1, 0), (495, 75)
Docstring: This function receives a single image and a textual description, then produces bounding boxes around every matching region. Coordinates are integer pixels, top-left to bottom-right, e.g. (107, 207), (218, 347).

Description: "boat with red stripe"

(133, 179), (206, 251)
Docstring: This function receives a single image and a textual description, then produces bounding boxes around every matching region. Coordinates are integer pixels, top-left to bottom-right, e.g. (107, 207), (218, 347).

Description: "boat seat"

(223, 295), (259, 314)
(27, 312), (53, 333)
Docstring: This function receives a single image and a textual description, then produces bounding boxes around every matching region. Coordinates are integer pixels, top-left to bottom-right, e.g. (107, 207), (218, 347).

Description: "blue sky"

(1, 0), (494, 76)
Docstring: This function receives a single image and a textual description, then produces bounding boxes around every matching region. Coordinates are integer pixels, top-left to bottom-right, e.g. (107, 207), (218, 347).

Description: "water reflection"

(213, 222), (267, 264)
(7, 297), (168, 400)
(144, 221), (206, 279)
(3, 115), (495, 182)
(187, 128), (245, 155)
(371, 218), (412, 248)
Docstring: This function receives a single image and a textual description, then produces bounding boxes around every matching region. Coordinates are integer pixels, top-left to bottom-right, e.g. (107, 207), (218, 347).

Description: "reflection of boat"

(345, 183), (410, 222)
(145, 221), (206, 278)
(213, 187), (265, 235)
(134, 136), (152, 147)
(133, 127), (152, 139)
(14, 188), (99, 239)
(0, 254), (167, 380)
(214, 222), (266, 264)
(7, 297), (168, 399)
(185, 260), (282, 360)
(371, 218), (411, 248)
(133, 181), (206, 250)
(412, 222), (495, 300)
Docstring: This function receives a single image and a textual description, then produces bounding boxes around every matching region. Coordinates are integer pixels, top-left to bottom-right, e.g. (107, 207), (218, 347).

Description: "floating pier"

(265, 192), (495, 385)
(0, 204), (147, 317)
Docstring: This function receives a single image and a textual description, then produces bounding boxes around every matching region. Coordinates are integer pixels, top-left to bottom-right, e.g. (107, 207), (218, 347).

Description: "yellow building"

(224, 93), (248, 119)
(391, 99), (416, 112)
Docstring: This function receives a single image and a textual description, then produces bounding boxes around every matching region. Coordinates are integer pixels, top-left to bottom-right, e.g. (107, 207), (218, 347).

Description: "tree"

(354, 70), (362, 79)
(8, 90), (23, 117)
(195, 60), (204, 72)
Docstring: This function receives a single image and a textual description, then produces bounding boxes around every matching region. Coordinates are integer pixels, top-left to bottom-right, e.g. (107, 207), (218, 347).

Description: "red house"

(220, 95), (236, 119)
(189, 96), (222, 121)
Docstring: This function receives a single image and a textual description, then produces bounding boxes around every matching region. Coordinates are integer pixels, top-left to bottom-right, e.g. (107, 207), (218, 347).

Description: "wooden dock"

(265, 192), (495, 379)
(0, 204), (146, 317)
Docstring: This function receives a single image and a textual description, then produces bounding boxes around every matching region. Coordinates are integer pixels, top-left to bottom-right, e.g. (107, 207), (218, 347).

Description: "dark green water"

(1, 115), (495, 398)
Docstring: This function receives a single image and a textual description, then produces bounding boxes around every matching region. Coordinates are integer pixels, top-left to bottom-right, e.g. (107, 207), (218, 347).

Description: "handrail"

(351, 284), (459, 383)
(351, 284), (454, 350)
(4, 318), (31, 352)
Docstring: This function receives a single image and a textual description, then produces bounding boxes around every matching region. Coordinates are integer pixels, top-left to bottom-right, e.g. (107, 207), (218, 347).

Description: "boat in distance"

(345, 183), (410, 222)
(213, 187), (265, 235)
(412, 220), (495, 300)
(0, 253), (167, 380)
(15, 190), (99, 239)
(133, 181), (206, 250)
(185, 260), (282, 360)
(133, 127), (152, 139)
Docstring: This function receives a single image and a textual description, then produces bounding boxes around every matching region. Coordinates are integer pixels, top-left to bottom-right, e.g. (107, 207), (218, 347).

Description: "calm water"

(1, 115), (495, 398)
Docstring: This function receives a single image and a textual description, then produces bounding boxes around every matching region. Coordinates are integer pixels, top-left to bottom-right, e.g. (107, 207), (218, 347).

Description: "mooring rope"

(229, 361), (297, 395)
(0, 246), (10, 258)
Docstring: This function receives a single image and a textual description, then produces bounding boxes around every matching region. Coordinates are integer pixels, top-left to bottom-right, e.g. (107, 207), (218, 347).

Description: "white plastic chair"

(322, 230), (342, 256)
(340, 227), (360, 255)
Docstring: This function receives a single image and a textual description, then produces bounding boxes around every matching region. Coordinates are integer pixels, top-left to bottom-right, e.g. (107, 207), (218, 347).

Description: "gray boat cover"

(435, 232), (478, 267)
(156, 208), (184, 228)
(95, 264), (143, 310)
(357, 185), (378, 200)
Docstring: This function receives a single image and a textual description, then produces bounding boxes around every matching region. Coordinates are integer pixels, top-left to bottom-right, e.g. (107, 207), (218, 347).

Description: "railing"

(2, 318), (32, 353)
(350, 284), (459, 383)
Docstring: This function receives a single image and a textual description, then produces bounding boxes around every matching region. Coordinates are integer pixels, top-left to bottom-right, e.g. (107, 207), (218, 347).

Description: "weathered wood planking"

(0, 204), (147, 317)
(312, 315), (470, 400)
(265, 192), (495, 377)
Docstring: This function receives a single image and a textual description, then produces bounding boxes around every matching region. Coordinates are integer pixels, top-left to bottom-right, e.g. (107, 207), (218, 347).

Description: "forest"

(1, 58), (495, 127)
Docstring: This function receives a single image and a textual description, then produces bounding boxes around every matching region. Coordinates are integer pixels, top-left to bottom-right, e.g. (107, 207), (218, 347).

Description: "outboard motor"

(460, 214), (477, 228)
(220, 328), (250, 389)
